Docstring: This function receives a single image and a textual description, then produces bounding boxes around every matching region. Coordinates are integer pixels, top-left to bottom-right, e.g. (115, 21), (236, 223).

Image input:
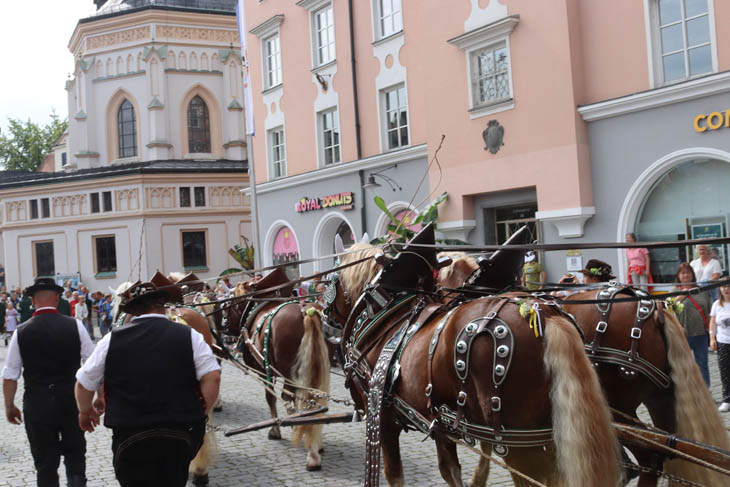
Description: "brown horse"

(437, 258), (730, 486)
(328, 243), (621, 486)
(563, 289), (730, 487)
(226, 276), (331, 471)
(112, 281), (219, 486)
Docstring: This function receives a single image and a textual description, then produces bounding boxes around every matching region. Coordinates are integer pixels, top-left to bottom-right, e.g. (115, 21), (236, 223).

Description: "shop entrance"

(494, 203), (540, 245)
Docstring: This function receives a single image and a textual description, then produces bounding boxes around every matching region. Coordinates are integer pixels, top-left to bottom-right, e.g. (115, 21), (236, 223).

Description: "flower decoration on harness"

(665, 297), (684, 316)
(517, 299), (543, 338)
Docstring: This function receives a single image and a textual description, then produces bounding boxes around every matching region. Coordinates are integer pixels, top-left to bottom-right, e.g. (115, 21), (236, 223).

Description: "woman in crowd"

(710, 283), (730, 412)
(692, 244), (723, 301)
(625, 233), (651, 287)
(5, 301), (18, 341)
(673, 262), (711, 385)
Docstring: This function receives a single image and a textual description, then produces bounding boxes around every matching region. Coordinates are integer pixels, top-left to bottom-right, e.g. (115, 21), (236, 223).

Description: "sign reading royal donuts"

(295, 192), (354, 213)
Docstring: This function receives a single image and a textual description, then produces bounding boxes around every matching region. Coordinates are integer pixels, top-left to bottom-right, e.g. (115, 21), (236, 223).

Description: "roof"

(85, 0), (237, 22)
(0, 160), (247, 190)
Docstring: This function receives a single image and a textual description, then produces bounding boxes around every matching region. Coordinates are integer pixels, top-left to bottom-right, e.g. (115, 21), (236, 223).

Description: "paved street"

(1, 342), (729, 486)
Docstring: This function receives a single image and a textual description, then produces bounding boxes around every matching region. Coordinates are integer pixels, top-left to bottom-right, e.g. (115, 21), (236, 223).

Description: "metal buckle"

(490, 396), (501, 412)
(425, 384), (433, 397)
(596, 321), (608, 333)
(457, 391), (467, 407)
(630, 327), (642, 339)
(486, 311), (497, 320)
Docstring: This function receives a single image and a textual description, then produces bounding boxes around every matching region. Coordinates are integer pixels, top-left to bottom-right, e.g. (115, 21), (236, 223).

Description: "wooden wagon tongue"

(465, 224), (531, 292)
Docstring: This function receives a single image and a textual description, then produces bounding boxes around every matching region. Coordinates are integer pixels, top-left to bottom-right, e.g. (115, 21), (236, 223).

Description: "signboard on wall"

(56, 273), (82, 289)
(566, 249), (582, 272)
(295, 192), (354, 213)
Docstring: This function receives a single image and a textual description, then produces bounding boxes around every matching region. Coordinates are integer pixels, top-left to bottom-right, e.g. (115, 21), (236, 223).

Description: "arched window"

(187, 95), (211, 153)
(117, 99), (137, 158)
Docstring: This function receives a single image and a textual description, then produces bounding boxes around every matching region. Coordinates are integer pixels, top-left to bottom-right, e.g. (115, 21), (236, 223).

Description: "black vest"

(17, 312), (81, 421)
(104, 317), (204, 428)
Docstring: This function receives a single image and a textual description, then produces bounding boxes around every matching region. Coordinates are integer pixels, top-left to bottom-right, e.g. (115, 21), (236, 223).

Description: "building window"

(264, 34), (282, 89)
(320, 109), (341, 166)
(653, 0), (713, 85)
(377, 0), (403, 39)
(187, 95), (211, 153)
(30, 199), (39, 220)
(117, 99), (137, 158)
(194, 187), (206, 207)
(636, 159), (730, 282)
(61, 152), (67, 166)
(180, 187), (191, 207)
(34, 241), (55, 277)
(182, 230), (207, 269)
(471, 43), (511, 107)
(382, 85), (409, 150)
(41, 198), (50, 218)
(268, 127), (286, 179)
(91, 193), (100, 213)
(314, 4), (335, 66)
(102, 191), (112, 212)
(94, 236), (117, 274)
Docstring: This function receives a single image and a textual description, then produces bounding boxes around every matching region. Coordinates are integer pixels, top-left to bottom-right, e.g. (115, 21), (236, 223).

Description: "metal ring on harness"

(596, 321), (608, 333)
(630, 327), (642, 339)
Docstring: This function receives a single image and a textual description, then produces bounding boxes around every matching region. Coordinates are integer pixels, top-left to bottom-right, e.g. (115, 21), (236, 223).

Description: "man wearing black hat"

(74, 281), (221, 487)
(1, 278), (95, 487)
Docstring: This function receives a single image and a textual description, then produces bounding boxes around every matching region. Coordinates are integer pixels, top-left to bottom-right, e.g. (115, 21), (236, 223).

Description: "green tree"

(0, 112), (68, 171)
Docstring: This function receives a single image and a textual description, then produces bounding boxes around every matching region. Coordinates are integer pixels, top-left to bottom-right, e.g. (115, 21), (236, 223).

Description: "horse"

(111, 281), (218, 486)
(224, 272), (331, 471)
(326, 241), (621, 486)
(562, 289), (730, 487)
(436, 257), (730, 486)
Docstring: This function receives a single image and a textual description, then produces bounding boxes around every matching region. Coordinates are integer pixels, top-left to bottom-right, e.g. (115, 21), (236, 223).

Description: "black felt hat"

(24, 277), (64, 297)
(119, 281), (171, 312)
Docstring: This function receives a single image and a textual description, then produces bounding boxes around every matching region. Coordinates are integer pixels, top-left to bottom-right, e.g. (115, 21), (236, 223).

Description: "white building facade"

(0, 0), (251, 291)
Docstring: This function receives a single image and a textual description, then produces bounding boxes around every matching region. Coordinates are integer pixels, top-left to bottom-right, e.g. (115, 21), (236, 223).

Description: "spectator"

(58, 290), (72, 316)
(17, 291), (34, 323)
(692, 244), (722, 300)
(625, 233), (651, 287)
(69, 292), (80, 318)
(521, 251), (545, 291)
(0, 263), (5, 288)
(672, 262), (711, 385)
(74, 298), (90, 340)
(710, 283), (730, 412)
(9, 290), (19, 308)
(5, 302), (18, 340)
(99, 295), (113, 336)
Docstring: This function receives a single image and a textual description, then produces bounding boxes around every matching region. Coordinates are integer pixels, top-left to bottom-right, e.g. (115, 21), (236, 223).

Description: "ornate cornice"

(87, 26), (151, 50)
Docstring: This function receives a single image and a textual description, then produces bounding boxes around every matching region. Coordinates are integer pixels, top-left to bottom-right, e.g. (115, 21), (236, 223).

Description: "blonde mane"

(339, 242), (382, 298)
(167, 271), (186, 283)
(111, 281), (134, 323)
(437, 251), (478, 285)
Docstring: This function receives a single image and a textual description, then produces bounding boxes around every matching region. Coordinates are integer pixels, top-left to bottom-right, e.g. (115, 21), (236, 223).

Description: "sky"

(0, 1), (97, 132)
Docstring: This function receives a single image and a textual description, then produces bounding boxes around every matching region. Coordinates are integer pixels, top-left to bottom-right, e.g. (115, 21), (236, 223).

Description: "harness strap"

(591, 288), (617, 354)
(628, 290), (655, 363)
(426, 307), (459, 409)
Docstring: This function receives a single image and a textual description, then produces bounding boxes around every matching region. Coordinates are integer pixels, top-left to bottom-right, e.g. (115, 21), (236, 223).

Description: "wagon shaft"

(615, 424), (730, 475)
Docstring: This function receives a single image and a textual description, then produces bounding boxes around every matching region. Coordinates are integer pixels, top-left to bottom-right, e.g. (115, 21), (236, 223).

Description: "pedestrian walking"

(1, 277), (94, 486)
(75, 281), (221, 487)
(672, 262), (711, 385)
(710, 283), (730, 412)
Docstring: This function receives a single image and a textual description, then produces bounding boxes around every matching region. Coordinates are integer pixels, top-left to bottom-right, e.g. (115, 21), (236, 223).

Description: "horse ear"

(335, 234), (346, 254)
(361, 233), (369, 243)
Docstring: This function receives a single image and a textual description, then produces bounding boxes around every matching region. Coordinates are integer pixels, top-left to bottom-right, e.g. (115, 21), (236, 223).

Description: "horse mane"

(168, 271), (186, 283)
(112, 281), (134, 322)
(437, 251), (478, 285)
(339, 242), (382, 298)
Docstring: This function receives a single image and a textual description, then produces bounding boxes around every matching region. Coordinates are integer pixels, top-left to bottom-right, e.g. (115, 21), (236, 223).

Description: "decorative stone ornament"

(482, 119), (504, 154)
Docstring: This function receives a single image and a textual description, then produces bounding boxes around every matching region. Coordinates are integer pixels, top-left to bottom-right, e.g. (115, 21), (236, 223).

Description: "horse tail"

(661, 309), (730, 486)
(291, 309), (330, 450)
(543, 315), (621, 486)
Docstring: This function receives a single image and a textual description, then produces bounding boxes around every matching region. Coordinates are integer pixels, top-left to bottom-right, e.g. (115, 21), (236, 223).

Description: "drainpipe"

(349, 0), (365, 236)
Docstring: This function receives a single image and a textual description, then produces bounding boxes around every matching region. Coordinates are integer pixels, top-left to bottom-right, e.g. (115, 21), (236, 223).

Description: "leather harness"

(585, 284), (671, 389)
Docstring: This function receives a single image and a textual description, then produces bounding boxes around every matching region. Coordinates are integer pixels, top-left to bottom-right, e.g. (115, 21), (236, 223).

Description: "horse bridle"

(322, 274), (351, 330)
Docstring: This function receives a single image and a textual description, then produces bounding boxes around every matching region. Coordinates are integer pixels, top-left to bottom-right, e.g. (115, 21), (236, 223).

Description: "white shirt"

(712, 301), (730, 344)
(0, 308), (95, 381)
(75, 313), (221, 392)
(691, 257), (722, 283)
(74, 301), (88, 320)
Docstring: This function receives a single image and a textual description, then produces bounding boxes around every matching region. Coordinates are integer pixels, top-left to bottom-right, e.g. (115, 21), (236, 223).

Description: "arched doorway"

(272, 225), (300, 280)
(313, 213), (356, 271)
(631, 157), (730, 282)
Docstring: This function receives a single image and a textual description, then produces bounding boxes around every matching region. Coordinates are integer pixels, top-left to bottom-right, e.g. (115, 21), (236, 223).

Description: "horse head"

(111, 281), (134, 325)
(436, 251), (478, 303)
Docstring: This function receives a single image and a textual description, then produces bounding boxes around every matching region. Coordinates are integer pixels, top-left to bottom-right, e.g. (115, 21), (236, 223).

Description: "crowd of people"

(0, 282), (118, 345)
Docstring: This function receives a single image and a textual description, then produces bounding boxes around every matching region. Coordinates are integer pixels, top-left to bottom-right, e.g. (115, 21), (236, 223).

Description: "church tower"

(66, 0), (246, 168)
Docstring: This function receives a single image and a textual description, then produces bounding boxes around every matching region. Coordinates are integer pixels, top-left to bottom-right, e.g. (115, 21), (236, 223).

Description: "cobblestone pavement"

(1, 342), (729, 486)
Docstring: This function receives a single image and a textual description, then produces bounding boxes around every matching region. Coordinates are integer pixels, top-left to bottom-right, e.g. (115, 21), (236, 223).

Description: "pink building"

(244, 0), (730, 282)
